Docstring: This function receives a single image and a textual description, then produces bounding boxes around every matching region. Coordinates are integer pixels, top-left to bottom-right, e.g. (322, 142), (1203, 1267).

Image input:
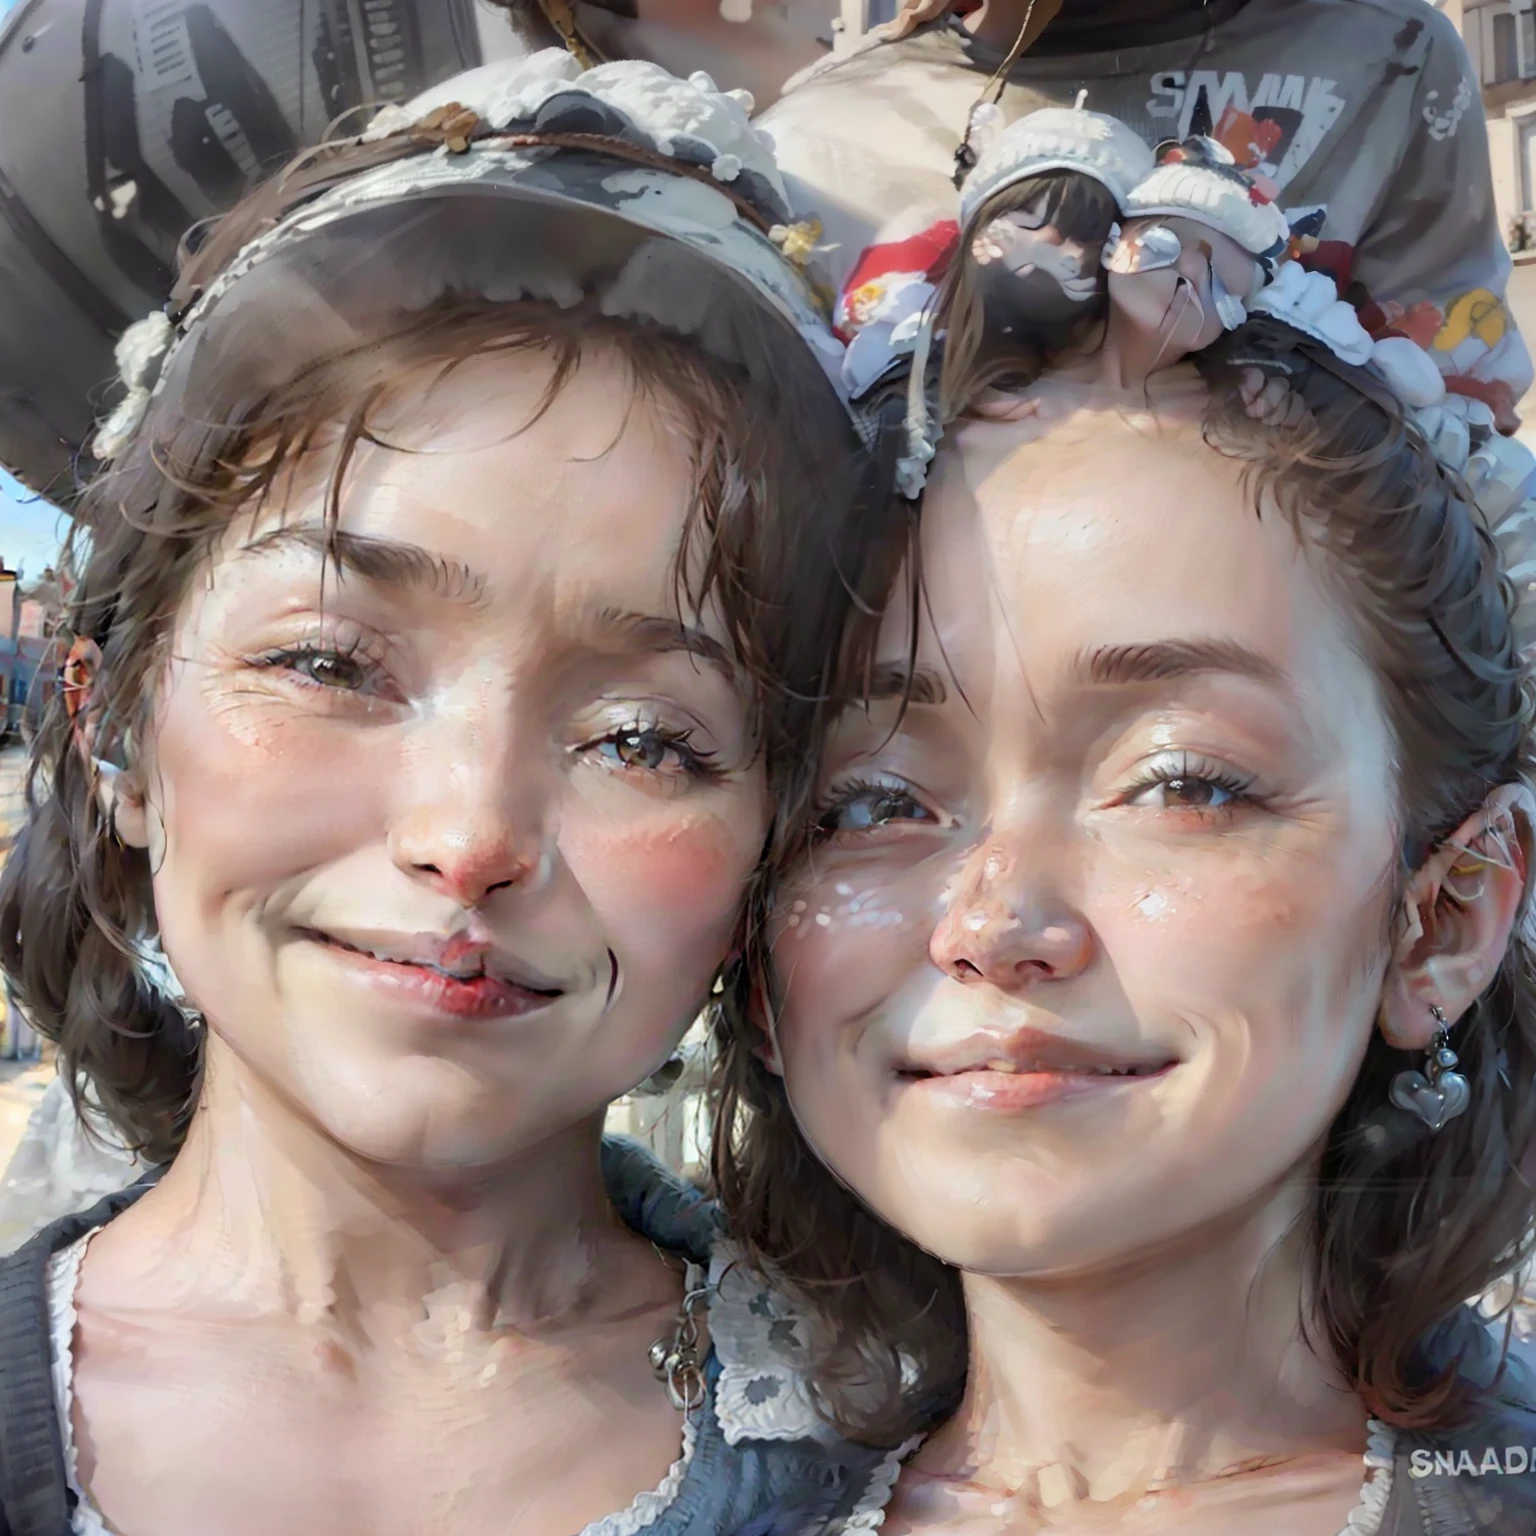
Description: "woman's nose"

(930, 841), (1093, 990)
(392, 820), (548, 908)
(1175, 244), (1211, 287)
(388, 726), (551, 909)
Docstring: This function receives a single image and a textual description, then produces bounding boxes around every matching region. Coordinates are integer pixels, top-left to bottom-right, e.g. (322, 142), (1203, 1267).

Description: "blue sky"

(1, 5), (70, 575)
(0, 472), (67, 580)
(1, 2), (66, 573)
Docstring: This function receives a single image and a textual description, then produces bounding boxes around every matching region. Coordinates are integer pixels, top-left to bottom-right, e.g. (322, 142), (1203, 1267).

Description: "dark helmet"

(0, 0), (513, 496)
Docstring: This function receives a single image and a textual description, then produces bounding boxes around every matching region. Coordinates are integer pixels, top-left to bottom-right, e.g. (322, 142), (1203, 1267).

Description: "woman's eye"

(255, 645), (374, 693)
(592, 725), (720, 781)
(817, 783), (937, 836)
(1127, 777), (1235, 810)
(1119, 753), (1255, 815)
(290, 651), (368, 691)
(609, 729), (673, 771)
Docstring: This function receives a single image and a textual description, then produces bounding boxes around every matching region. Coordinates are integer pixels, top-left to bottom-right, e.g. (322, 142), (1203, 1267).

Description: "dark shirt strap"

(0, 1174), (161, 1536)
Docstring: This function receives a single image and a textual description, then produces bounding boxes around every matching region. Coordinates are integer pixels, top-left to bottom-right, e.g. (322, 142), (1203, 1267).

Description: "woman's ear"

(1379, 783), (1534, 1048)
(63, 637), (151, 850)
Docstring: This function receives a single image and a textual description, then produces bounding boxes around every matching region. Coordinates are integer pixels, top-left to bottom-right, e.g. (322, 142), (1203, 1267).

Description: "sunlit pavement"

(0, 742), (46, 1174)
(0, 740), (24, 849)
(0, 1058), (49, 1170)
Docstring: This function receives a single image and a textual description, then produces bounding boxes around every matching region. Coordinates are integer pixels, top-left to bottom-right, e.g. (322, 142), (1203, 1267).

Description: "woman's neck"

(112, 1042), (650, 1342)
(924, 1189), (1368, 1501)
(1088, 309), (1186, 394)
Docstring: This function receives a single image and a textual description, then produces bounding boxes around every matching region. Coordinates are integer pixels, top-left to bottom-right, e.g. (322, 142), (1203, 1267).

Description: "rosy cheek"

(563, 810), (758, 954)
(1096, 854), (1385, 1006)
(151, 701), (384, 902)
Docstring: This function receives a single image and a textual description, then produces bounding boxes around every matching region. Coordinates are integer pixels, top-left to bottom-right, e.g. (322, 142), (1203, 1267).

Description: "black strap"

(0, 1176), (161, 1536)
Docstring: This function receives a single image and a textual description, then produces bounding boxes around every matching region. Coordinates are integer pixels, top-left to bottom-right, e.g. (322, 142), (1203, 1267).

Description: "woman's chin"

(274, 1067), (582, 1174)
(850, 1142), (1189, 1279)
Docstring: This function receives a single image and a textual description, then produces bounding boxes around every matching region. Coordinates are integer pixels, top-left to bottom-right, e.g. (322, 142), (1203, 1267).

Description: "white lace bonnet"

(90, 51), (854, 464)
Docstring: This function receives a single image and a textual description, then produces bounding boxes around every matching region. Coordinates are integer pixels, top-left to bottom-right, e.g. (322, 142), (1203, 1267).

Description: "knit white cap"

(1122, 141), (1290, 259)
(960, 107), (1155, 228)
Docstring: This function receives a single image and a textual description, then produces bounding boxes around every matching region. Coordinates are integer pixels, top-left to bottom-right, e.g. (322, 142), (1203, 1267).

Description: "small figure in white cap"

(935, 103), (1154, 414)
(1095, 134), (1292, 390)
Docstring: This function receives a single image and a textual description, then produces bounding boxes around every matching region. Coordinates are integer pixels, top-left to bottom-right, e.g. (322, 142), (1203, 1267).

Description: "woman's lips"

(308, 932), (565, 1022)
(897, 1050), (1176, 1112)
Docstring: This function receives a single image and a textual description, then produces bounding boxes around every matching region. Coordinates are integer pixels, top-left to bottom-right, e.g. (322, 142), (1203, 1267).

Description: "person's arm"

(1347, 11), (1532, 431)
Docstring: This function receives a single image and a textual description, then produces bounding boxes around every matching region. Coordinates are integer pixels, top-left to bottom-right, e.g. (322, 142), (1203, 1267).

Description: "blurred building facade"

(0, 565), (61, 739)
(1444, 0), (1536, 426)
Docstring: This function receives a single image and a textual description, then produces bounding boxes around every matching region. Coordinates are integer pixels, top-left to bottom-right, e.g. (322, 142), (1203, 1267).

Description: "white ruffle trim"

(836, 1436), (923, 1533)
(46, 1233), (113, 1535)
(576, 1414), (699, 1536)
(91, 310), (174, 461)
(1341, 1419), (1396, 1536)
(707, 1241), (923, 1451)
(361, 52), (782, 207)
(1251, 262), (1375, 365)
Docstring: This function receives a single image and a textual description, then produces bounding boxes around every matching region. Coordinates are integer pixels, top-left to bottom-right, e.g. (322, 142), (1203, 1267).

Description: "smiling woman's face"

(117, 346), (768, 1170)
(771, 406), (1404, 1278)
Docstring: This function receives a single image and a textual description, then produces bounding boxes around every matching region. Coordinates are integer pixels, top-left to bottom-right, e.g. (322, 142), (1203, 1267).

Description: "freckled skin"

(71, 349), (770, 1536)
(773, 408), (1408, 1533)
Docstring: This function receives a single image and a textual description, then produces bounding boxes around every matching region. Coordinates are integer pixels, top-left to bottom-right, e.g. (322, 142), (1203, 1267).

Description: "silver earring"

(1389, 1004), (1471, 1132)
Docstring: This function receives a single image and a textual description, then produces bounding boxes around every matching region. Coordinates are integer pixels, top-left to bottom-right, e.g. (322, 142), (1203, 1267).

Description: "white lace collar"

(707, 1239), (841, 1446)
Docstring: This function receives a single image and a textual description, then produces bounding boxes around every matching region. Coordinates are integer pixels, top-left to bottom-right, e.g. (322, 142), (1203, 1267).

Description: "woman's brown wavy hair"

(711, 315), (1536, 1445)
(935, 170), (1118, 421)
(0, 129), (907, 1165)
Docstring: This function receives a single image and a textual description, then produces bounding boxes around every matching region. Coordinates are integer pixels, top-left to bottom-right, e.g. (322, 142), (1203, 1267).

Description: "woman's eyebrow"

(593, 608), (736, 679)
(863, 662), (949, 706)
(1070, 639), (1288, 689)
(238, 524), (488, 605)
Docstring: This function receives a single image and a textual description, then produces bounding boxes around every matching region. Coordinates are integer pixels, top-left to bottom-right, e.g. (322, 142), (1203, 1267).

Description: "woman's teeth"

(979, 1060), (1151, 1077)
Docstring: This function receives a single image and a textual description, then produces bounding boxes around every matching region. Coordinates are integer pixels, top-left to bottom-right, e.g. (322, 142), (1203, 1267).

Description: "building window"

(1495, 8), (1519, 83)
(1521, 116), (1536, 215)
(1524, 9), (1536, 76)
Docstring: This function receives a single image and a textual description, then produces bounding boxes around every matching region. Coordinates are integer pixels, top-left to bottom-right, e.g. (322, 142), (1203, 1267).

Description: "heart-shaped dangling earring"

(1389, 1004), (1471, 1133)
